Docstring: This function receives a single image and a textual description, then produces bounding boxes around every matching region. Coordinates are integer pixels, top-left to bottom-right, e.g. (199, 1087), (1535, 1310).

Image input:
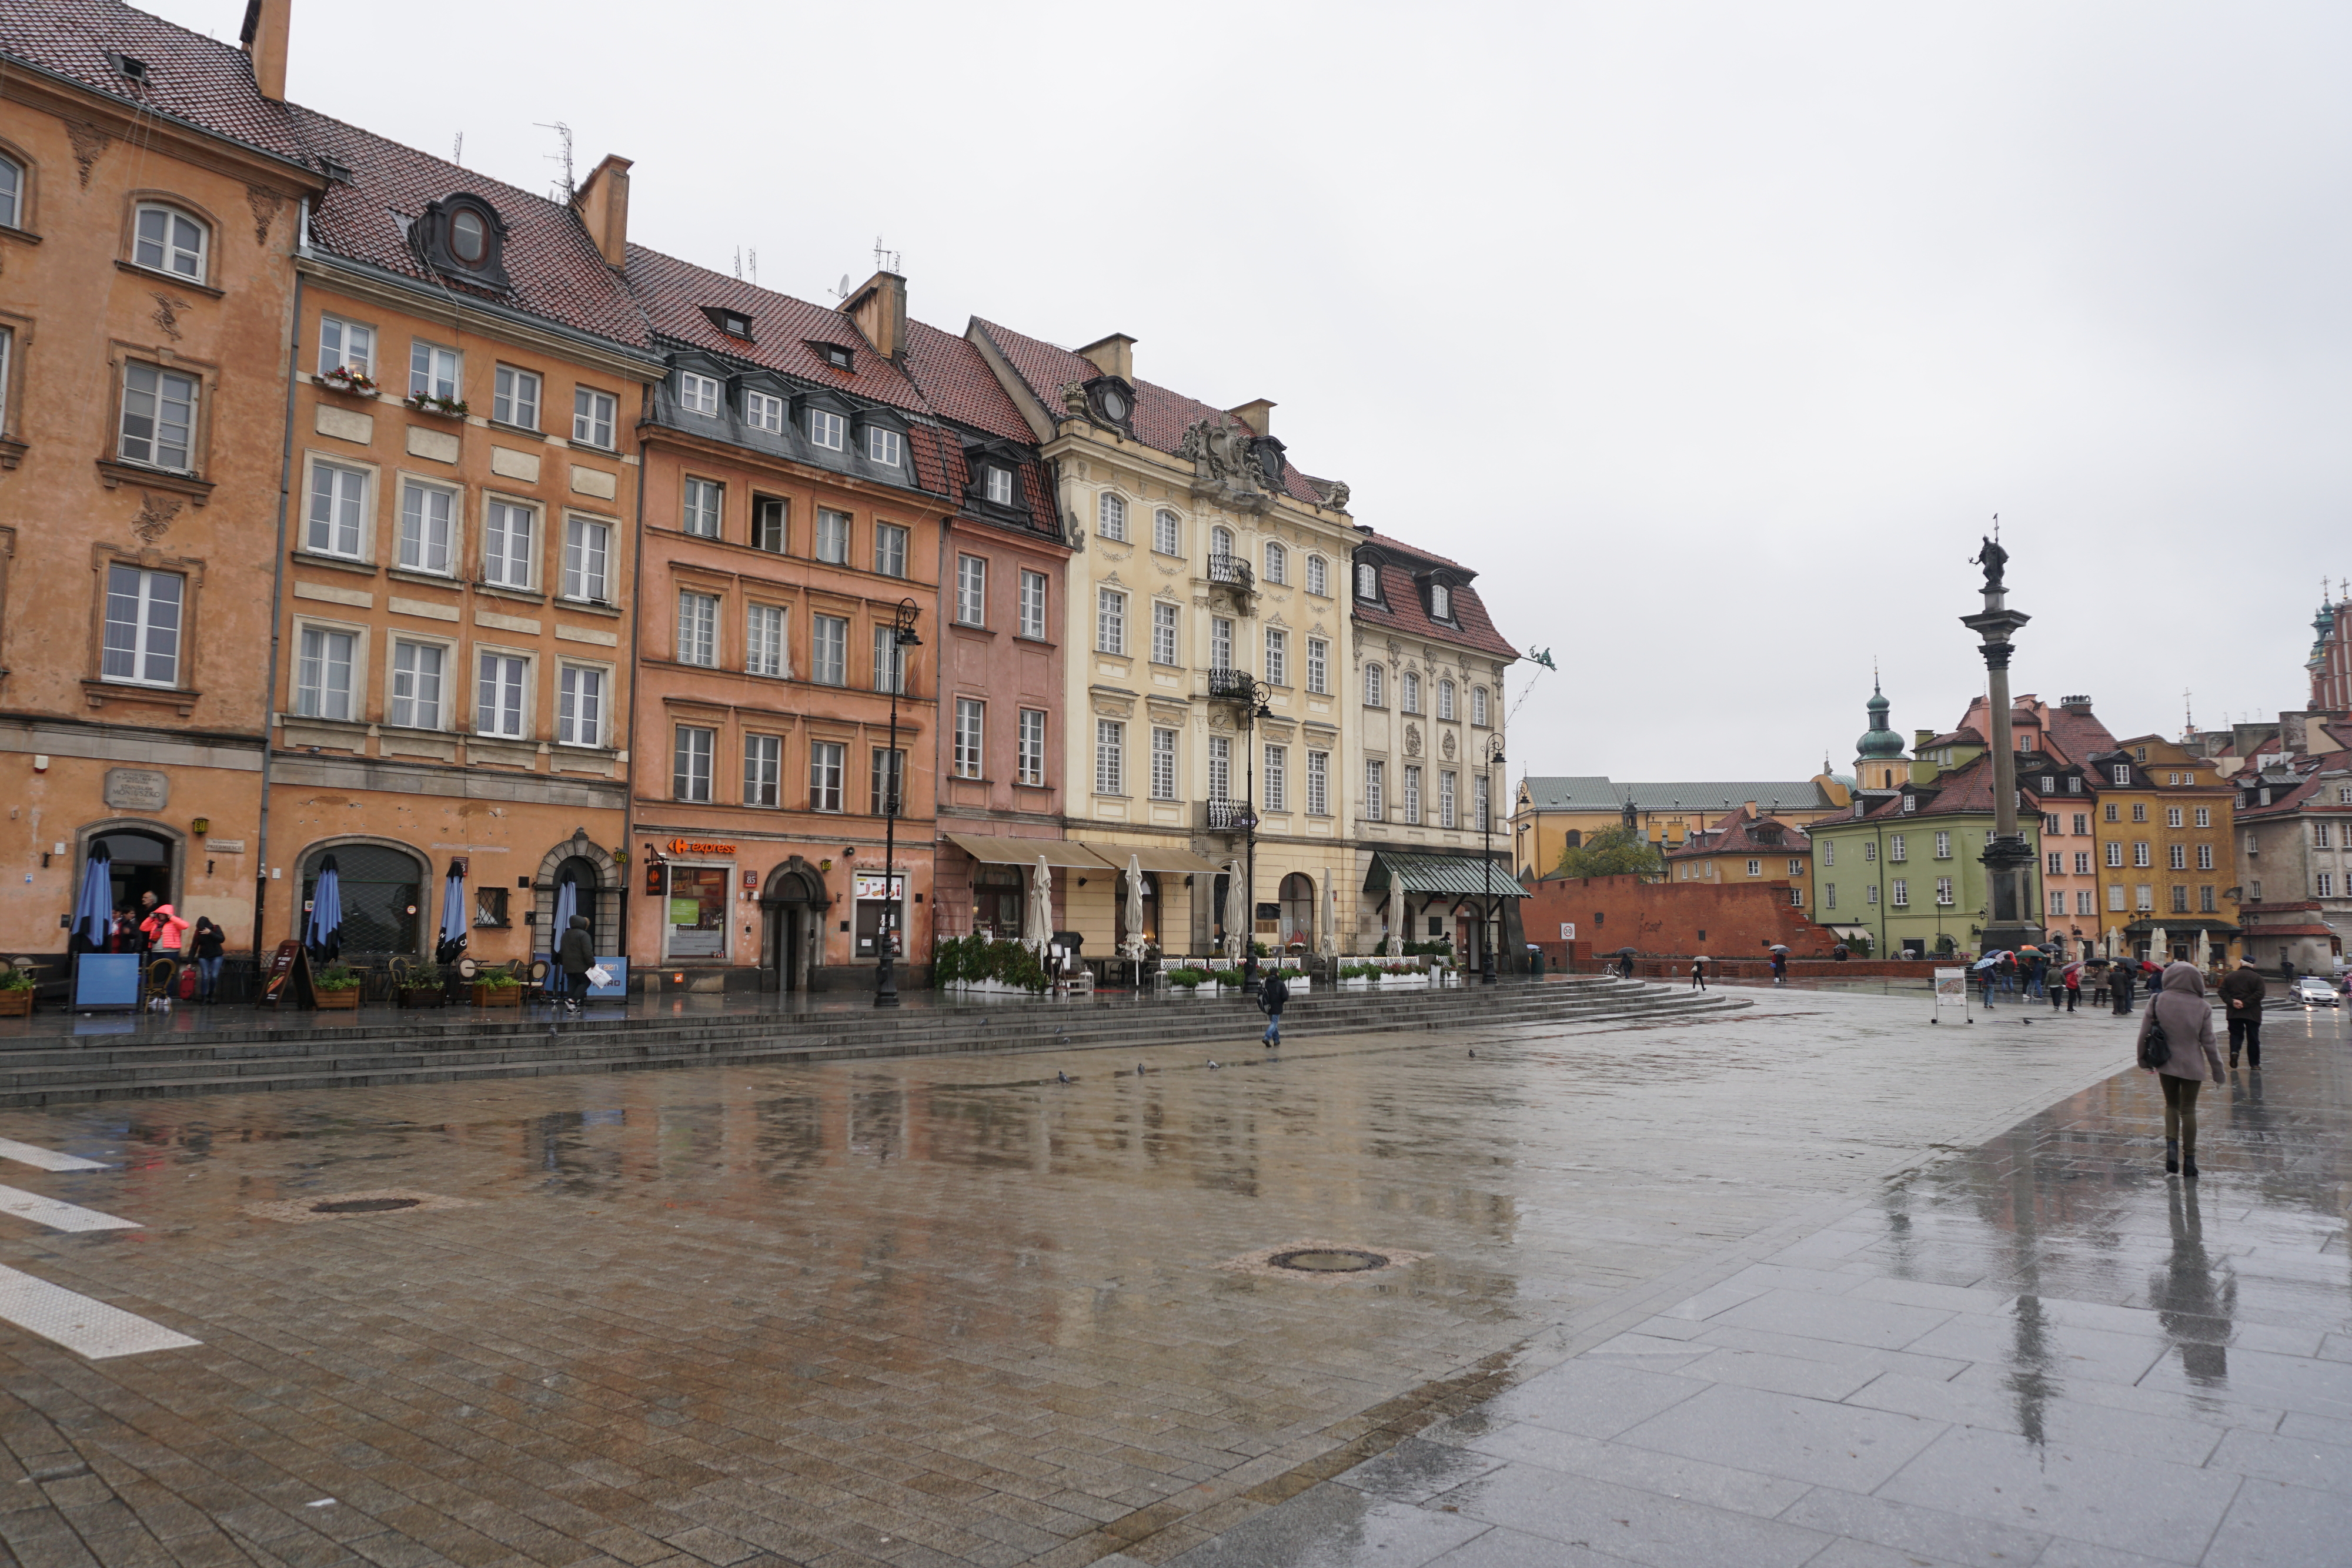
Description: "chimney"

(846, 270), (907, 360)
(1913, 729), (1934, 751)
(2060, 694), (2094, 715)
(1075, 333), (1134, 382)
(570, 154), (632, 270)
(239, 0), (290, 101)
(1228, 399), (1275, 435)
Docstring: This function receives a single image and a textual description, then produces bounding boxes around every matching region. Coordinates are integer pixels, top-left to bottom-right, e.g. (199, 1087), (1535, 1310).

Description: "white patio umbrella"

(1024, 855), (1054, 955)
(1385, 895), (1404, 959)
(1221, 861), (1247, 961)
(1319, 874), (1337, 961)
(1121, 854), (1146, 960)
(2151, 926), (2169, 964)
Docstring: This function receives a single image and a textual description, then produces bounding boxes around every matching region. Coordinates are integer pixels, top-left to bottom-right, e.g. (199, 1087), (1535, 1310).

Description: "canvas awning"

(941, 834), (1110, 870)
(1364, 851), (1528, 898)
(1075, 841), (1225, 876)
(2122, 918), (2240, 935)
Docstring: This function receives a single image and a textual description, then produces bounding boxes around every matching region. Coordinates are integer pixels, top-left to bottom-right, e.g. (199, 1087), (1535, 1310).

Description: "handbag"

(2138, 1009), (2172, 1070)
(584, 965), (612, 988)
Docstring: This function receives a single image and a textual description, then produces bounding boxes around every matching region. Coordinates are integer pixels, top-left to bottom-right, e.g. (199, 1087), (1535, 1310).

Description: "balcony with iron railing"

(1206, 667), (1258, 703)
(1202, 797), (1256, 833)
(1205, 553), (1252, 589)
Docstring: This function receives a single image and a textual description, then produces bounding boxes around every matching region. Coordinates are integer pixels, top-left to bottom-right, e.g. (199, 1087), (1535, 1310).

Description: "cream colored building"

(968, 324), (1368, 958)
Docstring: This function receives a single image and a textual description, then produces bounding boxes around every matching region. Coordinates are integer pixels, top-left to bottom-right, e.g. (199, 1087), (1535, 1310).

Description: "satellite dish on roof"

(837, 273), (851, 299)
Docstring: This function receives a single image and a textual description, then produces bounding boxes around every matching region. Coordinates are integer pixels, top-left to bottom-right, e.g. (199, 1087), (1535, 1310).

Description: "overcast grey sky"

(155, 0), (2350, 781)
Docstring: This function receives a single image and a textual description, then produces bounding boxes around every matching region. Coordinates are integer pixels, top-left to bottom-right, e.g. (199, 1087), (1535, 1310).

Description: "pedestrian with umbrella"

(2062, 959), (2082, 1012)
(1689, 955), (1708, 992)
(1766, 942), (1790, 987)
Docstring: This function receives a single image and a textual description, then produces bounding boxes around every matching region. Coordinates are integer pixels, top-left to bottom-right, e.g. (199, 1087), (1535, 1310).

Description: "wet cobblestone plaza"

(0, 988), (2340, 1567)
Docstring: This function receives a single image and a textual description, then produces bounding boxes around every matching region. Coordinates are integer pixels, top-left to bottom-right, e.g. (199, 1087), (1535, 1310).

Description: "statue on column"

(1972, 534), (2008, 593)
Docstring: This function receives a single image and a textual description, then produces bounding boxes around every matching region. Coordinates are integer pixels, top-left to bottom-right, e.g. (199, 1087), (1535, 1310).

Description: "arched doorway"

(533, 833), (620, 958)
(1278, 872), (1315, 952)
(761, 861), (828, 992)
(301, 841), (425, 957)
(86, 828), (175, 925)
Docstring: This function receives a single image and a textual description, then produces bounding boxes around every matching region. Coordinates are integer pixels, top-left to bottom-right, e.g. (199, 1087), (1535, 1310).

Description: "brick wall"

(1524, 874), (1838, 966)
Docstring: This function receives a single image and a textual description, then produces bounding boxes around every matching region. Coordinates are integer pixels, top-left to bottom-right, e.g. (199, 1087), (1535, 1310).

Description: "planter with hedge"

(472, 972), (522, 1008)
(312, 964), (363, 1009)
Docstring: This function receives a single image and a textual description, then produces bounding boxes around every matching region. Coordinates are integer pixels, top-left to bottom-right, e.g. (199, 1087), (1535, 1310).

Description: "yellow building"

(1662, 805), (1813, 909)
(1511, 775), (1849, 884)
(2087, 735), (2239, 965)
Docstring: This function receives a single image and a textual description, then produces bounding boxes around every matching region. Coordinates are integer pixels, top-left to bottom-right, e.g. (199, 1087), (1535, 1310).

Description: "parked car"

(2293, 975), (2340, 1008)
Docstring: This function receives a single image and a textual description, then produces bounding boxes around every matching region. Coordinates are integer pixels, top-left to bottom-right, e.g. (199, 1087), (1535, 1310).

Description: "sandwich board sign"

(1932, 967), (1970, 1024)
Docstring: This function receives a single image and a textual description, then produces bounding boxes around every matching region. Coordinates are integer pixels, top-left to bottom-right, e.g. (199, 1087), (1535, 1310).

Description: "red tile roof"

(901, 319), (1037, 445)
(623, 247), (930, 412)
(1352, 547), (1518, 663)
(1667, 804), (1810, 859)
(1855, 752), (2035, 822)
(0, 0), (308, 166)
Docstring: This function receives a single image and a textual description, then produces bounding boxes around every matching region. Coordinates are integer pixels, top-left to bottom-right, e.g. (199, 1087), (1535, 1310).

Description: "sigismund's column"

(1959, 534), (2041, 956)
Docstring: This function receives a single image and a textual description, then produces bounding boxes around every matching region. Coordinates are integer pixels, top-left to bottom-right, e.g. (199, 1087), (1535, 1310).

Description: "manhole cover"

(1268, 1248), (1389, 1273)
(312, 1197), (422, 1214)
(244, 1190), (480, 1224)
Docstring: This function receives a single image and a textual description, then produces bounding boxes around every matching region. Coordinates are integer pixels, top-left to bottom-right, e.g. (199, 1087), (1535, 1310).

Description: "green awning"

(1364, 852), (1528, 898)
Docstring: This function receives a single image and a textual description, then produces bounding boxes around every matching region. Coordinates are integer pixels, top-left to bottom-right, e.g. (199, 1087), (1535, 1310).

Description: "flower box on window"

(319, 366), (379, 397)
(403, 392), (470, 419)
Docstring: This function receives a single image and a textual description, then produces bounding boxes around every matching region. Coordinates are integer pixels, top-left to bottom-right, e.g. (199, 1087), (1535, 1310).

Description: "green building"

(1810, 751), (2042, 959)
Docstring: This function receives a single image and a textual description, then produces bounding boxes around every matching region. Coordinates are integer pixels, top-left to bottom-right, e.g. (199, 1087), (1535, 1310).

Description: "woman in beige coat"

(2138, 961), (2227, 1178)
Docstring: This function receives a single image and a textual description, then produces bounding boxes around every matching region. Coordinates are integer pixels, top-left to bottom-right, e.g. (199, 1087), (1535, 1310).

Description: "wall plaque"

(205, 838), (248, 854)
(103, 768), (169, 811)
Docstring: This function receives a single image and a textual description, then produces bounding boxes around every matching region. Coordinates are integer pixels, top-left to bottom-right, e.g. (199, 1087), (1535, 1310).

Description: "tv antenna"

(451, 130), (463, 166)
(747, 248), (758, 286)
(874, 236), (900, 273)
(535, 121), (574, 201)
(732, 248), (742, 281)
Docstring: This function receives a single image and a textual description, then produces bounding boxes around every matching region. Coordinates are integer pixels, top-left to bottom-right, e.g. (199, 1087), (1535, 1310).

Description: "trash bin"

(1526, 945), (1544, 977)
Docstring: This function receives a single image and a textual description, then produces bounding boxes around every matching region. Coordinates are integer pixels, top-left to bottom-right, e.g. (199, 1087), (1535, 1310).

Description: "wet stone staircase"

(0, 978), (1745, 1108)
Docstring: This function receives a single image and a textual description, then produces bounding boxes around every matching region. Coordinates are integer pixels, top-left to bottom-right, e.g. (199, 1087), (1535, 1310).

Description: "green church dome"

(1856, 682), (1905, 760)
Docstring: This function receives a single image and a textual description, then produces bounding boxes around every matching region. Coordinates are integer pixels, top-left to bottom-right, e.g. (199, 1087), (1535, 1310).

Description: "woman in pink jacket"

(2138, 961), (2227, 1178)
(139, 902), (191, 997)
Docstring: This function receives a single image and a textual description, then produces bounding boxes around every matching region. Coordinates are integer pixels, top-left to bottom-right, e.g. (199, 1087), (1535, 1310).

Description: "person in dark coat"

(2112, 956), (2136, 1015)
(1258, 968), (1288, 1047)
(190, 917), (227, 1003)
(2139, 962), (2226, 1177)
(2217, 957), (2266, 1069)
(1689, 958), (1707, 991)
(557, 914), (594, 1015)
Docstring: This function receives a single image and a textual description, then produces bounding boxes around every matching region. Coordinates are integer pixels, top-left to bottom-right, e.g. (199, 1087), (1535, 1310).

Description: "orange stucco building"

(0, 6), (320, 962)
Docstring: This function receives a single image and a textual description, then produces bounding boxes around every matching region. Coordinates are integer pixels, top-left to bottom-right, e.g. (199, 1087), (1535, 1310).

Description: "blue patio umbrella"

(435, 865), (467, 964)
(305, 855), (343, 963)
(69, 844), (112, 952)
(548, 876), (577, 974)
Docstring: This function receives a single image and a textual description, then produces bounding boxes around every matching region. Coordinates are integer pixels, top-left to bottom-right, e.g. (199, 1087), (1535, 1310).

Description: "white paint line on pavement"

(0, 1265), (198, 1359)
(0, 1138), (111, 1173)
(0, 1184), (139, 1232)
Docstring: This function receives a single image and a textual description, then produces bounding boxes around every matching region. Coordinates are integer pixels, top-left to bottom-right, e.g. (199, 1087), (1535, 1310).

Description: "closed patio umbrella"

(1121, 855), (1146, 961)
(1024, 855), (1053, 955)
(305, 855), (343, 963)
(549, 875), (578, 974)
(1385, 897), (1404, 959)
(69, 844), (112, 952)
(1221, 861), (1248, 961)
(435, 865), (467, 964)
(1320, 876), (1337, 961)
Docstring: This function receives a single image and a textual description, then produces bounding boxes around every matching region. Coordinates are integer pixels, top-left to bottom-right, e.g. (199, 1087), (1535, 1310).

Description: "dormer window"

(808, 409), (845, 450)
(865, 426), (901, 466)
(318, 156), (353, 184)
(110, 52), (151, 83)
(715, 310), (753, 339)
(1085, 376), (1135, 429)
(1356, 560), (1381, 600)
(744, 389), (784, 433)
(816, 343), (853, 370)
(1902, 795), (1917, 813)
(450, 209), (488, 265)
(679, 372), (721, 416)
(417, 193), (509, 287)
(985, 466), (1015, 506)
(1428, 580), (1452, 621)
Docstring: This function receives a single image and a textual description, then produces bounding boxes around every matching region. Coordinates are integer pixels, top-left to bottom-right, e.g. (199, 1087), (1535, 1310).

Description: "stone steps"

(0, 981), (1745, 1108)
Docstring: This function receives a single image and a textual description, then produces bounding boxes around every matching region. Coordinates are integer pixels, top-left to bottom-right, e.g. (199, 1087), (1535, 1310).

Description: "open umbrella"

(69, 844), (112, 952)
(1971, 951), (2011, 971)
(305, 855), (343, 963)
(1222, 861), (1248, 962)
(549, 875), (578, 974)
(1024, 855), (1053, 955)
(1766, 943), (1791, 954)
(435, 865), (467, 964)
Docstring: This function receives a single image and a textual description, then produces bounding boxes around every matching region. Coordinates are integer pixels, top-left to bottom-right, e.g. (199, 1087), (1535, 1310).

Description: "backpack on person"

(1259, 973), (1288, 1013)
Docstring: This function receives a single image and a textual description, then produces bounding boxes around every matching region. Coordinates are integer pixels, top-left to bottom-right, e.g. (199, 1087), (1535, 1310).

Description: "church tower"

(1855, 678), (1910, 792)
(2310, 588), (2349, 717)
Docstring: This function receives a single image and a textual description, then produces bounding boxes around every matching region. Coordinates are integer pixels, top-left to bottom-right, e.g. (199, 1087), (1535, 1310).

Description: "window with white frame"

(1866, 884), (1878, 905)
(2074, 851), (2092, 875)
(2169, 842), (2187, 870)
(293, 625), (355, 719)
(1365, 663), (1385, 707)
(2194, 806), (2210, 828)
(1863, 841), (1877, 862)
(745, 603), (786, 677)
(1018, 570), (1048, 639)
(815, 508), (849, 564)
(318, 315), (374, 378)
(561, 516), (610, 602)
(1471, 685), (1490, 726)
(2077, 890), (2093, 915)
(984, 465), (1015, 506)
(2318, 824), (2335, 850)
(809, 740), (845, 811)
(1152, 601), (1180, 666)
(1097, 492), (1128, 542)
(2134, 842), (2151, 868)
(1826, 884), (1837, 908)
(1210, 616), (1233, 672)
(682, 477), (722, 539)
(2197, 841), (2214, 870)
(1211, 525), (1234, 564)
(1265, 627), (1287, 686)
(679, 371), (721, 416)
(674, 591), (718, 666)
(1306, 637), (1328, 694)
(389, 640), (445, 729)
(1208, 734), (1231, 801)
(398, 480), (455, 575)
(2112, 764), (2130, 785)
(864, 424), (902, 466)
(1307, 750), (1329, 816)
(2133, 803), (2147, 822)
(808, 407), (845, 450)
(744, 733), (780, 806)
(1264, 541), (1287, 584)
(956, 554), (987, 625)
(1937, 877), (1955, 905)
(872, 624), (907, 694)
(751, 497), (787, 554)
(525, 653), (590, 749)
(1439, 770), (1457, 829)
(1305, 554), (1328, 596)
(2135, 884), (2154, 911)
(2107, 884), (2126, 911)
(305, 460), (366, 558)
(412, 341), (460, 402)
(1264, 745), (1287, 812)
(1823, 841), (1835, 866)
(1095, 719), (1125, 795)
(1018, 709), (1046, 785)
(101, 566), (182, 687)
(476, 651), (527, 737)
(1356, 560), (1379, 600)
(2106, 842), (2123, 867)
(492, 365), (540, 429)
(0, 156), (23, 230)
(812, 615), (847, 685)
(1429, 580), (1452, 620)
(0, 328), (9, 436)
(874, 521), (908, 579)
(119, 362), (198, 470)
(573, 386), (616, 447)
(2166, 805), (2183, 828)
(744, 389), (784, 433)
(132, 203), (206, 280)
(870, 748), (904, 817)
(1401, 670), (1421, 713)
(1748, 858), (1762, 877)
(1150, 727), (1177, 800)
(954, 698), (985, 778)
(482, 501), (534, 589)
(1890, 833), (1906, 861)
(672, 726), (713, 801)
(1096, 588), (1126, 654)
(1436, 678), (1455, 720)
(1154, 509), (1181, 556)
(2320, 872), (2338, 898)
(1365, 758), (1386, 819)
(1403, 764), (1423, 824)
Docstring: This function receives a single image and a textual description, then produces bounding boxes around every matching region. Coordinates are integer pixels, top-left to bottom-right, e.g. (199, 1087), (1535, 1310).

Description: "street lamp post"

(1480, 735), (1507, 982)
(1234, 676), (1274, 994)
(874, 598), (921, 1008)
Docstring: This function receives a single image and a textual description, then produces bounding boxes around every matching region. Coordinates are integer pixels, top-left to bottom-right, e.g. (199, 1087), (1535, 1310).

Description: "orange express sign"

(666, 838), (736, 857)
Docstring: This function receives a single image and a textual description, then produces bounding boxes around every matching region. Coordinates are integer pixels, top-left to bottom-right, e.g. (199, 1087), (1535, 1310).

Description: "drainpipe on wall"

(252, 234), (305, 965)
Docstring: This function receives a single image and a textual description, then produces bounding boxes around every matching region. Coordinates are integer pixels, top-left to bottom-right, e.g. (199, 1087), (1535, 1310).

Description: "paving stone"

(1157, 1481), (1486, 1567)
(1421, 1462), (1832, 1567)
(1610, 1383), (1946, 1492)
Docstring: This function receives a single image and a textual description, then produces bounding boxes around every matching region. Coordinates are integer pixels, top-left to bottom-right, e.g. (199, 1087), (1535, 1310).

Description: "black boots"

(2183, 1155), (2200, 1179)
(2165, 1139), (2180, 1175)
